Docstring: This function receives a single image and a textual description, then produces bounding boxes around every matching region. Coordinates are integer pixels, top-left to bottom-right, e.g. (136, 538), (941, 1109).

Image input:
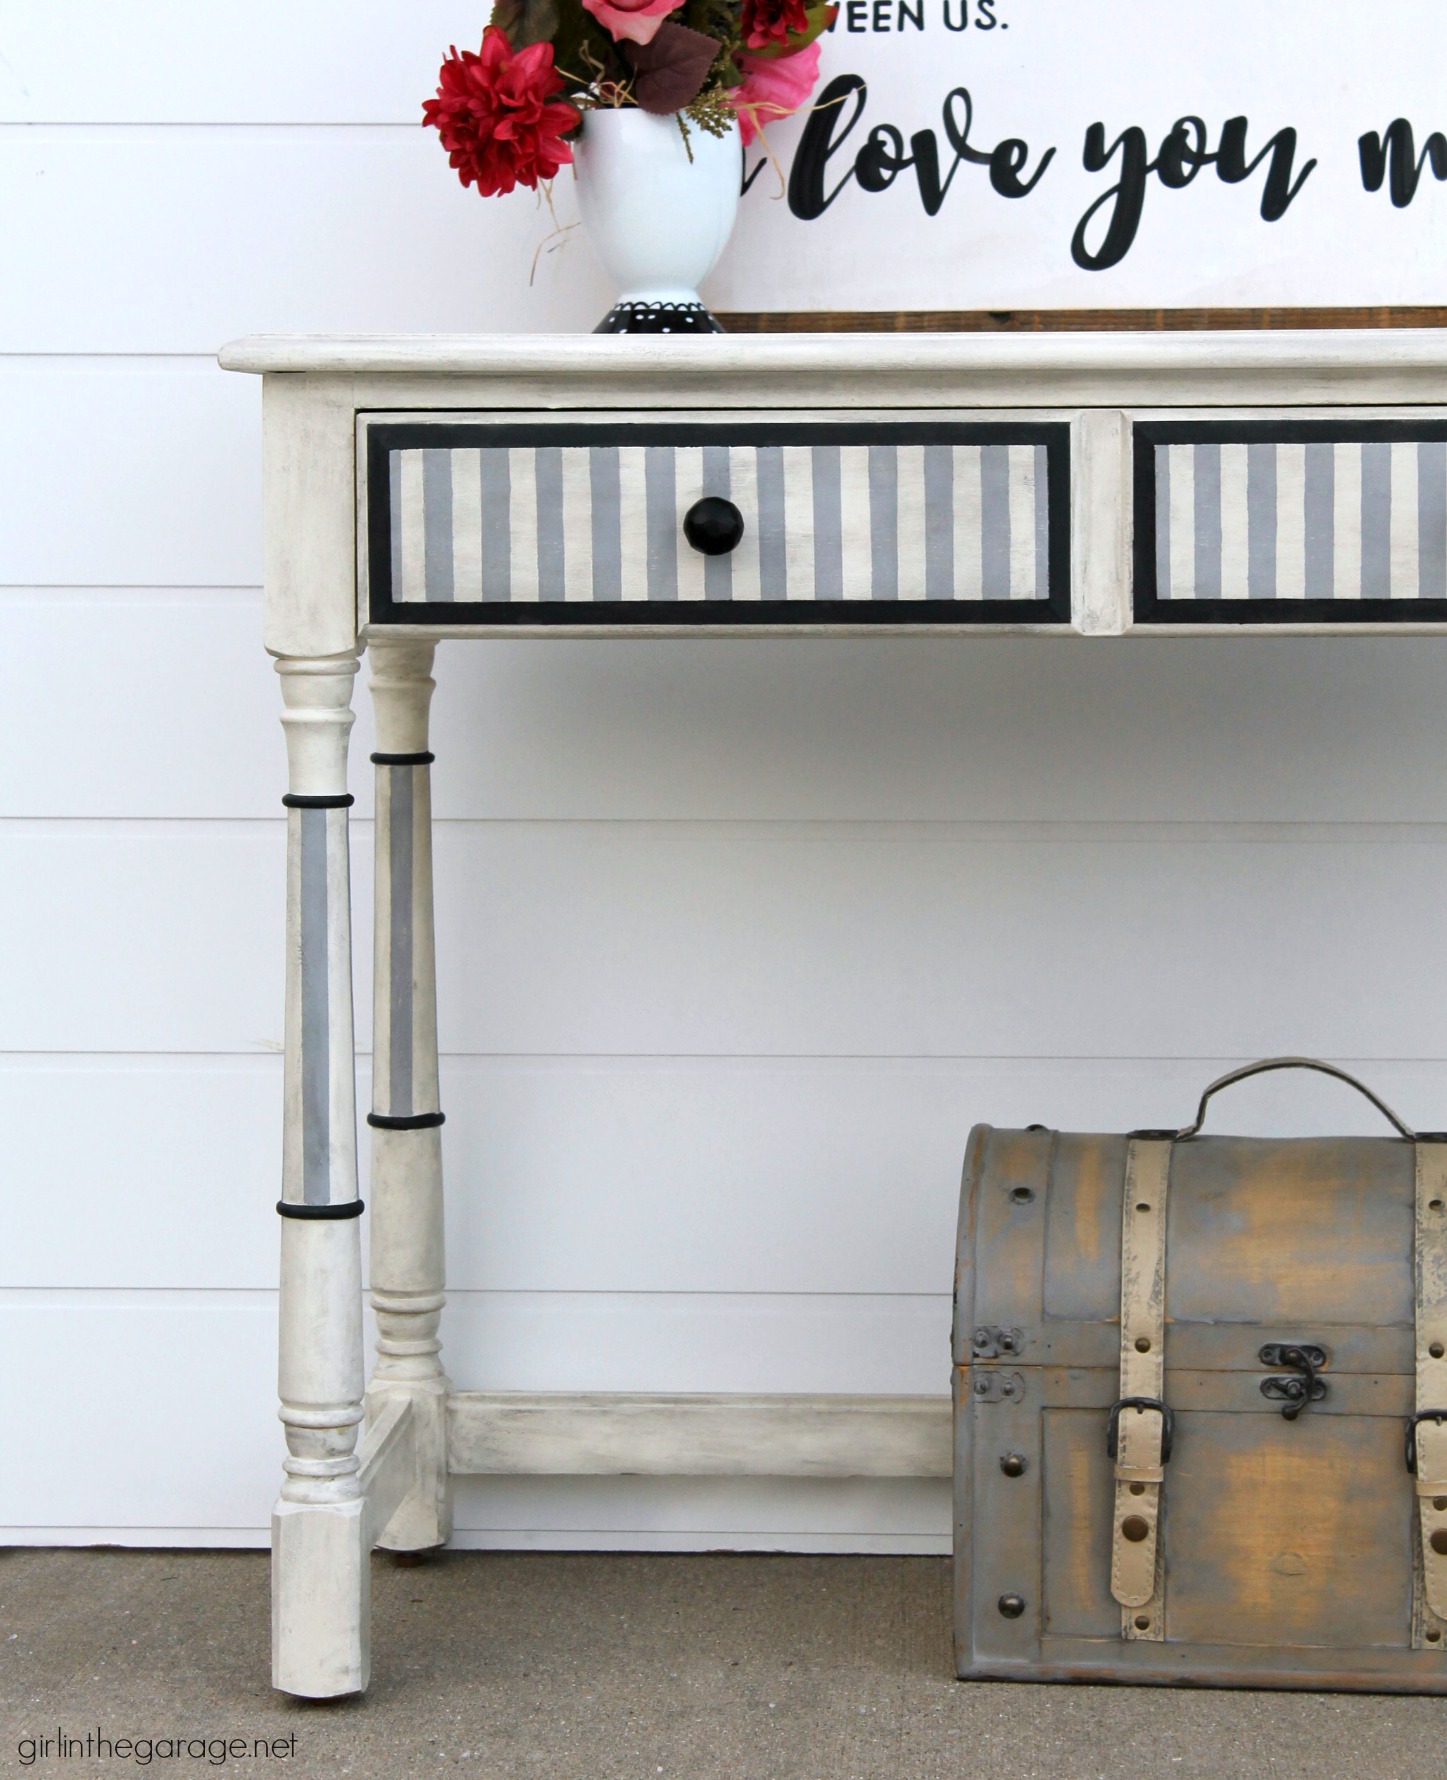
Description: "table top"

(218, 330), (1447, 408)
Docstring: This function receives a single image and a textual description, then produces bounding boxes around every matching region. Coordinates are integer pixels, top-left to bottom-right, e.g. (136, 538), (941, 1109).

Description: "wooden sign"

(710, 0), (1447, 314)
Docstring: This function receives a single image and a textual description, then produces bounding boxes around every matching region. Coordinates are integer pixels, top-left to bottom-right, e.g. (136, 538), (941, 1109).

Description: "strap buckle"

(1407, 1409), (1447, 1474)
(1107, 1397), (1175, 1465)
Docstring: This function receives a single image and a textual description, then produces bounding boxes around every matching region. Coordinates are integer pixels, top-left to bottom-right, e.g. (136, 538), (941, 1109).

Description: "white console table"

(219, 330), (1447, 1697)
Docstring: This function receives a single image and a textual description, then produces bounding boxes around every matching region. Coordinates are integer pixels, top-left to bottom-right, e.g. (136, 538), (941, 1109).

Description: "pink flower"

(728, 40), (820, 146)
(582, 0), (683, 47)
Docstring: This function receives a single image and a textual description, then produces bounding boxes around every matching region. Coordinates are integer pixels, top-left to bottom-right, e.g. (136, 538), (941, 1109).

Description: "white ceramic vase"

(574, 107), (741, 333)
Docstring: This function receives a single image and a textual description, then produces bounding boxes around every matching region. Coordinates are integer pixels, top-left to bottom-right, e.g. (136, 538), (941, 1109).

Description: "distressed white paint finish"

(365, 640), (452, 1552)
(447, 1393), (951, 1478)
(273, 653), (369, 1698)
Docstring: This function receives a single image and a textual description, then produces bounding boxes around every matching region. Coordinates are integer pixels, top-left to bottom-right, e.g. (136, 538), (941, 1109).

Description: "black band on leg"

(370, 751), (435, 766)
(282, 793), (355, 809)
(367, 1111), (446, 1131)
(277, 1197), (366, 1220)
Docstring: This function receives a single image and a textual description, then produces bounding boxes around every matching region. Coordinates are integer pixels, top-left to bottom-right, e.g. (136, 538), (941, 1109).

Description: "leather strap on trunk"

(1414, 1142), (1447, 1637)
(1111, 1138), (1172, 1639)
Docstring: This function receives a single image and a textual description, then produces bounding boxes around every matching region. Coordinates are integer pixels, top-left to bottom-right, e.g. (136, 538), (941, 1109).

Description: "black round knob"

(997, 1594), (1027, 1619)
(683, 496), (745, 556)
(999, 1453), (1027, 1478)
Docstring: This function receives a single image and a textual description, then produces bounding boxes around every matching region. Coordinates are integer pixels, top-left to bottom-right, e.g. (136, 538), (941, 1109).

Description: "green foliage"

(489, 0), (561, 49)
(550, 0), (623, 95)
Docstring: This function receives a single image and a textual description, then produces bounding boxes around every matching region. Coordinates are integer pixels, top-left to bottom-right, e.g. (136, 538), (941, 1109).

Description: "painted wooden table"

(219, 330), (1447, 1697)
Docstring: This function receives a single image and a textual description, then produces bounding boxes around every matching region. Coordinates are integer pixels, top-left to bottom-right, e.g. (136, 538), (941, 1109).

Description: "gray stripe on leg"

(868, 445), (898, 599)
(1303, 442), (1335, 599)
(980, 447), (1010, 599)
(1193, 443), (1222, 600)
(811, 446), (842, 601)
(422, 448), (454, 602)
(1247, 442), (1278, 600)
(479, 450), (512, 601)
(1360, 440), (1392, 598)
(923, 445), (954, 599)
(299, 807), (330, 1204)
(388, 767), (415, 1118)
(591, 446), (623, 602)
(1420, 441), (1447, 601)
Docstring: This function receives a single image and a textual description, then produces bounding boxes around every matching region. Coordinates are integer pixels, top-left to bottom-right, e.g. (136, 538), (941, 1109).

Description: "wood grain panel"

(721, 309), (1447, 335)
(1166, 1410), (1413, 1649)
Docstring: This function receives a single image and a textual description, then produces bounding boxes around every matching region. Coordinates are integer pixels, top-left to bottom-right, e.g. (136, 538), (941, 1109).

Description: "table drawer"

(1135, 418), (1447, 625)
(363, 420), (1070, 628)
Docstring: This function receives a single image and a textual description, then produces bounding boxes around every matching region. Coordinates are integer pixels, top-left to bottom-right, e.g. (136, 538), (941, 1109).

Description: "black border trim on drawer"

(1133, 418), (1447, 627)
(277, 1198), (365, 1220)
(363, 421), (1072, 629)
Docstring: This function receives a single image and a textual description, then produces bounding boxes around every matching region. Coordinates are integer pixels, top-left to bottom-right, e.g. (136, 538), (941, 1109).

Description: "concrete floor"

(3, 1550), (1447, 1779)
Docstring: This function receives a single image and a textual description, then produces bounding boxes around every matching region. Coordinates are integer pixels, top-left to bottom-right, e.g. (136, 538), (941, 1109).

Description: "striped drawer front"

(1135, 422), (1447, 622)
(364, 423), (1069, 627)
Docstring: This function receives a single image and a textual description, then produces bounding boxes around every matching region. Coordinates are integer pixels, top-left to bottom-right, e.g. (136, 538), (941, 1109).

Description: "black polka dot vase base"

(594, 300), (726, 335)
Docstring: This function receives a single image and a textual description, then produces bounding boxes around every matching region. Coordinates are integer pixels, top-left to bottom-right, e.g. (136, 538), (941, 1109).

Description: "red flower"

(740, 0), (812, 50)
(422, 28), (581, 198)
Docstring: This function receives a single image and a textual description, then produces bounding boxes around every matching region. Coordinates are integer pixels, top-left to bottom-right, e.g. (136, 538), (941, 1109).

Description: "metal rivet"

(1134, 1615), (1151, 1632)
(1428, 1628), (1443, 1644)
(1129, 1481), (1146, 1496)
(1121, 1516), (1150, 1543)
(997, 1594), (1026, 1619)
(1432, 1530), (1447, 1558)
(1434, 1497), (1447, 1513)
(1135, 1336), (1151, 1353)
(1135, 1202), (1151, 1213)
(999, 1453), (1027, 1478)
(1010, 1186), (1034, 1205)
(974, 1378), (990, 1397)
(1433, 1343), (1445, 1360)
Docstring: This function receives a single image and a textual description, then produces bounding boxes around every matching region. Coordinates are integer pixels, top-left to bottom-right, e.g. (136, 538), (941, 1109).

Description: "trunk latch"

(1259, 1342), (1329, 1419)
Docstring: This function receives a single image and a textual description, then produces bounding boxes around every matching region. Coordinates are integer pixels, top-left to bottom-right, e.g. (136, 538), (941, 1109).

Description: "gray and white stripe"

(1154, 440), (1447, 600)
(389, 442), (1051, 604)
(372, 762), (440, 1121)
(282, 805), (358, 1206)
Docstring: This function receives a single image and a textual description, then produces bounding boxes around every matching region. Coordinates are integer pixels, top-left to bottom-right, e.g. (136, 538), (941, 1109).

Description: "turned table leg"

(365, 639), (452, 1551)
(271, 652), (369, 1698)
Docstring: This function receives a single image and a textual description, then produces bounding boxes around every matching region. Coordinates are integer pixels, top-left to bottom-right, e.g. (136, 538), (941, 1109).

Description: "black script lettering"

(1072, 113), (1316, 272)
(1072, 124), (1152, 271)
(788, 74), (868, 218)
(856, 123), (910, 192)
(990, 136), (1054, 198)
(1154, 115), (1211, 189)
(1215, 117), (1315, 221)
(1360, 120), (1447, 207)
(789, 80), (1053, 221)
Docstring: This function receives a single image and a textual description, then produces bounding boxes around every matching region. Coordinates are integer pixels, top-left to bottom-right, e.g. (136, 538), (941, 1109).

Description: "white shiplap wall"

(6, 4), (1447, 1552)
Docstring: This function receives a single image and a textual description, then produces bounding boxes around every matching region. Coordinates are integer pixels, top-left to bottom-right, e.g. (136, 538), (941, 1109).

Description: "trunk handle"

(1165, 1056), (1419, 1142)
